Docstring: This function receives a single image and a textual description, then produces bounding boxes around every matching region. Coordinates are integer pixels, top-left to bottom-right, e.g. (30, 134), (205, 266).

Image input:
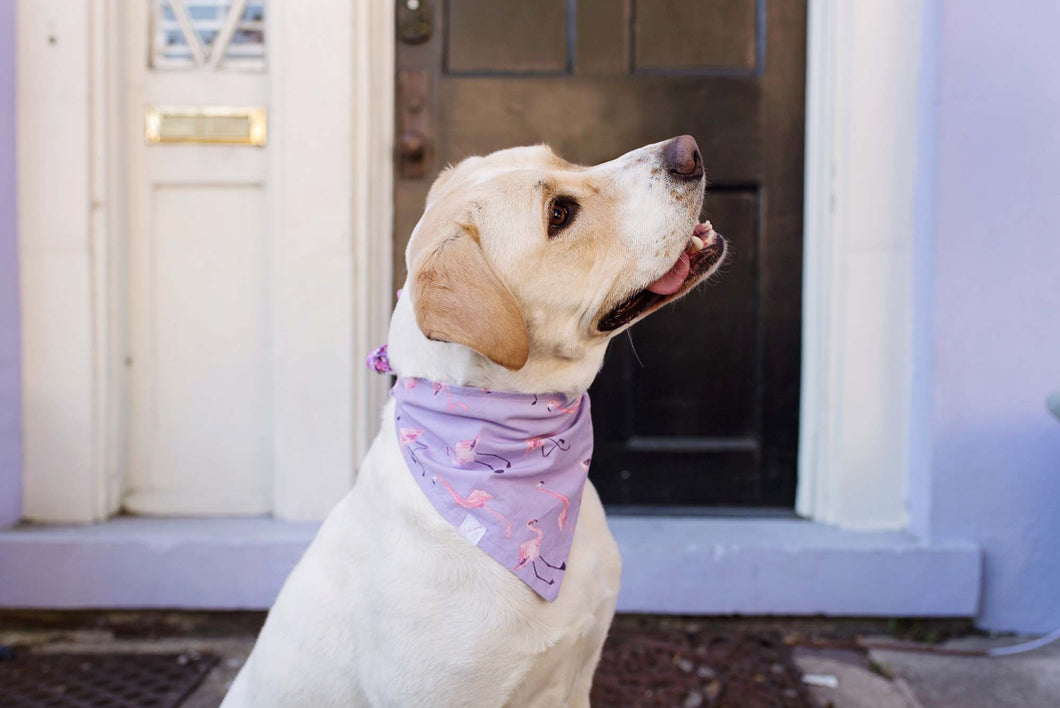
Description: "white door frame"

(19, 0), (924, 529)
(18, 0), (117, 522)
(267, 0), (394, 519)
(796, 0), (931, 529)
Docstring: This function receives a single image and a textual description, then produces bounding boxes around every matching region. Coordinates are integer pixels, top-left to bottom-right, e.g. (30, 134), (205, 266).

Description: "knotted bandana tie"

(391, 377), (593, 601)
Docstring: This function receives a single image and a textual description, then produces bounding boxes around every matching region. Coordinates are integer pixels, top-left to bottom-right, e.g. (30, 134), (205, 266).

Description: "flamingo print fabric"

(392, 377), (593, 601)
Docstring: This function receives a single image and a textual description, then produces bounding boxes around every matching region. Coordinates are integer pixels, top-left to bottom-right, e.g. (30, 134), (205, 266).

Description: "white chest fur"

(223, 399), (621, 707)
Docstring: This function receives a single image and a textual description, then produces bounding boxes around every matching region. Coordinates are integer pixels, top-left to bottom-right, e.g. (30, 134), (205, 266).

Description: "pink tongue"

(647, 252), (690, 295)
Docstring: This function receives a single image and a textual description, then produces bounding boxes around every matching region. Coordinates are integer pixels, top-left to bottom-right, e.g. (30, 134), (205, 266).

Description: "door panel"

(446, 0), (569, 73)
(396, 0), (806, 508)
(624, 192), (758, 440)
(438, 78), (761, 178)
(124, 0), (272, 516)
(634, 0), (759, 72)
(153, 186), (268, 433)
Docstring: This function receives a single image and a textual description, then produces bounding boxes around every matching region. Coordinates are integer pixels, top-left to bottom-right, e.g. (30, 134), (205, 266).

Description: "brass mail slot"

(144, 106), (267, 146)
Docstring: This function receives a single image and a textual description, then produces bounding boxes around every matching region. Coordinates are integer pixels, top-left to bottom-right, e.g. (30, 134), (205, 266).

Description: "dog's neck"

(387, 293), (607, 398)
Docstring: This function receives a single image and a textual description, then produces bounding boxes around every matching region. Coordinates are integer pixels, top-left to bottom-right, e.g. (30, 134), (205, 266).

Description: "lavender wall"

(0, 0), (21, 529)
(0, 0), (1055, 632)
(928, 0), (1060, 632)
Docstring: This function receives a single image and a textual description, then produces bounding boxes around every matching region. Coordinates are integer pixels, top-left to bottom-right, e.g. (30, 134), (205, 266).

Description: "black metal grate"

(0, 651), (217, 708)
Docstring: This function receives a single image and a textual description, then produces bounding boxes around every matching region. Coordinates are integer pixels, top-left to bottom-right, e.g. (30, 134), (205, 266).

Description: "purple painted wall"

(928, 0), (1060, 632)
(0, 0), (21, 529)
(0, 0), (1054, 633)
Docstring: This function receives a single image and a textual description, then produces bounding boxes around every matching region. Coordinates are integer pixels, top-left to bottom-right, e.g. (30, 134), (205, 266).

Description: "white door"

(124, 0), (272, 515)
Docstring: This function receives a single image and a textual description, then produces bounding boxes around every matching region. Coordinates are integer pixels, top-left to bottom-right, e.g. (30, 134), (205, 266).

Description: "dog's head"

(390, 136), (726, 393)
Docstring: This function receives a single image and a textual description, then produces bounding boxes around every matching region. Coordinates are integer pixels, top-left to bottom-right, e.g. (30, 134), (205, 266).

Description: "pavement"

(793, 646), (923, 708)
(794, 635), (1060, 708)
(869, 636), (1060, 708)
(2, 616), (1059, 707)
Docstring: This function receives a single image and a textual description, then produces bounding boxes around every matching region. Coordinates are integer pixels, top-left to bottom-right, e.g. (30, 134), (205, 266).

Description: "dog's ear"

(410, 223), (530, 371)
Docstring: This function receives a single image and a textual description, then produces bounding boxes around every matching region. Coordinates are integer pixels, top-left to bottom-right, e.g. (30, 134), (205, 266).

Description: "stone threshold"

(0, 516), (980, 616)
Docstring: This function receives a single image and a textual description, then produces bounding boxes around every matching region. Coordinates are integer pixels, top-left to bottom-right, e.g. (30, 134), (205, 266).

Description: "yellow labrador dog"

(223, 136), (725, 707)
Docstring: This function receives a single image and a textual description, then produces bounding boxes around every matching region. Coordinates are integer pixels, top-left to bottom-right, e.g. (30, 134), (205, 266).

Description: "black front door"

(394, 0), (807, 508)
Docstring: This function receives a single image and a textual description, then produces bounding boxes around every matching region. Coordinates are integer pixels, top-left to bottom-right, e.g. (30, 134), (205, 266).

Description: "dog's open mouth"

(597, 222), (726, 332)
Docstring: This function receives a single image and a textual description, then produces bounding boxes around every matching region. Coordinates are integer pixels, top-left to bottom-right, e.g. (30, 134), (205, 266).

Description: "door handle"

(398, 71), (430, 179)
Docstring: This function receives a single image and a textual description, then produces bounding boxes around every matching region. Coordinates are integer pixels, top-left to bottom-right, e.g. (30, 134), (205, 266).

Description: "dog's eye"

(549, 203), (569, 228)
(547, 199), (578, 237)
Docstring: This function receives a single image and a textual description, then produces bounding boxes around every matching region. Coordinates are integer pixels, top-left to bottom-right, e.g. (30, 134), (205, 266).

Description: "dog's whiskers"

(626, 330), (645, 368)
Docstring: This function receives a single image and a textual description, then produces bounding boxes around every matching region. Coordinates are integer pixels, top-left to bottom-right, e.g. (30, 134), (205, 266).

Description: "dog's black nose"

(663, 135), (703, 180)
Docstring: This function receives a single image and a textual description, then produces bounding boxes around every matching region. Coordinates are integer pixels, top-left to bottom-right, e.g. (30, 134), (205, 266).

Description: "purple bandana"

(391, 377), (593, 601)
